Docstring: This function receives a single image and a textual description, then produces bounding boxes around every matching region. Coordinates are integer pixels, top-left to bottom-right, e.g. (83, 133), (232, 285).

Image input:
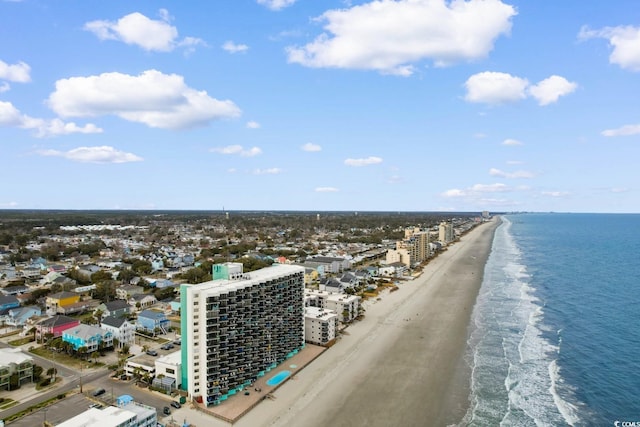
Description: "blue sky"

(1, 0), (639, 213)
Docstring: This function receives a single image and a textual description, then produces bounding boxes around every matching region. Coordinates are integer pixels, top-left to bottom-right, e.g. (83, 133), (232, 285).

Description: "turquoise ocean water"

(462, 214), (640, 426)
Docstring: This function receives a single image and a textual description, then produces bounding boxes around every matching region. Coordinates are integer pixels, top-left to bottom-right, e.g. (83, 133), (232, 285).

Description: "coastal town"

(0, 210), (489, 427)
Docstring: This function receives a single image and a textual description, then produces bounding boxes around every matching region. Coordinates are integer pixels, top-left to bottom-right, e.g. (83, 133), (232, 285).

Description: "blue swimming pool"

(266, 370), (291, 386)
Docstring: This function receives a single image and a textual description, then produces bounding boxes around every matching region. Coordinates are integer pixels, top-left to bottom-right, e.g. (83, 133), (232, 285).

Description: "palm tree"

(91, 351), (99, 364)
(46, 367), (57, 381)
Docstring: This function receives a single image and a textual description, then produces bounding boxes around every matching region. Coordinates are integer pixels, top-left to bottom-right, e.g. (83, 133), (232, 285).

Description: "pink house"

(35, 315), (80, 342)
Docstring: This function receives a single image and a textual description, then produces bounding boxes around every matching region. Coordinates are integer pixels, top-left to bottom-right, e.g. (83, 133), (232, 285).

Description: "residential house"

(302, 267), (319, 285)
(0, 348), (34, 391)
(1, 285), (29, 296)
(116, 284), (143, 300)
(3, 306), (41, 327)
(15, 293), (33, 306)
(76, 264), (101, 282)
(62, 323), (113, 352)
(364, 266), (379, 277)
(101, 316), (135, 348)
(45, 291), (80, 315)
(20, 266), (43, 280)
(35, 315), (80, 342)
(338, 272), (359, 289)
(57, 298), (100, 315)
(128, 294), (157, 310)
(48, 264), (67, 274)
(150, 279), (175, 289)
(0, 295), (20, 314)
(304, 256), (351, 273)
(318, 277), (344, 293)
(50, 275), (77, 290)
(96, 300), (131, 319)
(136, 310), (168, 335)
(0, 265), (17, 280)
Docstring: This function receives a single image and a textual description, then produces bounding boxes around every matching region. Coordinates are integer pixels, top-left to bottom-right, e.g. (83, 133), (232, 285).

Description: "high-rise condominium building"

(180, 263), (305, 406)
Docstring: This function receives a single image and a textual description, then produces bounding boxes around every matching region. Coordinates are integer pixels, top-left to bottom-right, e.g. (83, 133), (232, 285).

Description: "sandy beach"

(233, 217), (500, 427)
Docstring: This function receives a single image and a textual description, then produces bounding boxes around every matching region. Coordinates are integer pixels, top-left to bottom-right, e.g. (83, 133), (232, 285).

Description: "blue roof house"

(5, 306), (41, 327)
(136, 310), (169, 335)
(0, 295), (20, 314)
(62, 324), (113, 352)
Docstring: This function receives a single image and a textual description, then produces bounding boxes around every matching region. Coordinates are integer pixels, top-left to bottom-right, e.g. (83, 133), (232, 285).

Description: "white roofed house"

(128, 293), (157, 311)
(101, 316), (135, 348)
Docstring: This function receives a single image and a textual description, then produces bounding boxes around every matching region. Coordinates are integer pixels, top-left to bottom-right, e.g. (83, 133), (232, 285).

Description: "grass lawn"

(29, 346), (104, 369)
(8, 336), (35, 346)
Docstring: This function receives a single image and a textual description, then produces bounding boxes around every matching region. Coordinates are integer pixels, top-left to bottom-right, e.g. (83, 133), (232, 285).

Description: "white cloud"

(601, 124), (640, 137)
(0, 201), (18, 208)
(502, 138), (523, 146)
(489, 168), (535, 179)
(0, 100), (102, 137)
(286, 0), (516, 75)
(441, 188), (467, 198)
(465, 72), (576, 105)
(257, 0), (297, 11)
(528, 75), (577, 106)
(210, 145), (262, 157)
(611, 187), (628, 193)
(84, 10), (204, 52)
(246, 121), (261, 129)
(579, 25), (640, 71)
(344, 156), (383, 166)
(315, 187), (339, 192)
(443, 184), (512, 197)
(0, 82), (9, 92)
(541, 190), (570, 198)
(0, 59), (30, 82)
(222, 41), (249, 54)
(470, 183), (509, 193)
(301, 143), (322, 152)
(37, 146), (143, 163)
(253, 168), (282, 175)
(47, 70), (240, 130)
(464, 71), (528, 104)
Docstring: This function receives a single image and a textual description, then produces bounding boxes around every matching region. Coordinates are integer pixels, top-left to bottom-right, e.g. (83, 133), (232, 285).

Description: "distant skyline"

(1, 0), (639, 213)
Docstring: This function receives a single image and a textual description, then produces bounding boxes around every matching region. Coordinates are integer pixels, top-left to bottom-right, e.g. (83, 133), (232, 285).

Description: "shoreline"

(236, 217), (500, 427)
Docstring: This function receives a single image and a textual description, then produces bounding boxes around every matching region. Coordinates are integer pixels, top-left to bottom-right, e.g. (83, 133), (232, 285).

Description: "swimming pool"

(266, 370), (291, 386)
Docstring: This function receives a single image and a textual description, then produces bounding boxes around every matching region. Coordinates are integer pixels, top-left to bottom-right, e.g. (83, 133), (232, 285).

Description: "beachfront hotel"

(180, 263), (305, 406)
(386, 227), (431, 267)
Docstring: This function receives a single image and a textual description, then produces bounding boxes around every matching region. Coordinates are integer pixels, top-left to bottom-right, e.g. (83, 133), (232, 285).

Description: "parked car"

(163, 406), (171, 415)
(146, 350), (158, 356)
(160, 343), (174, 350)
(173, 340), (181, 345)
(92, 388), (106, 397)
(170, 401), (181, 409)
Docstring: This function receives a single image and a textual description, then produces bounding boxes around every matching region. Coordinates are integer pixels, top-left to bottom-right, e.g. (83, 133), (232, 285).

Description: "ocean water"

(462, 214), (640, 427)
